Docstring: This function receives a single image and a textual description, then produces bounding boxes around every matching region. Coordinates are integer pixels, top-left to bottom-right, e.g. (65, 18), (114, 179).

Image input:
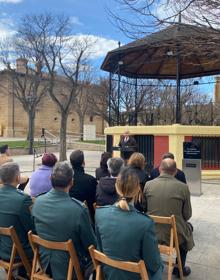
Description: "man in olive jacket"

(144, 158), (194, 277)
(0, 163), (34, 273)
(32, 162), (96, 280)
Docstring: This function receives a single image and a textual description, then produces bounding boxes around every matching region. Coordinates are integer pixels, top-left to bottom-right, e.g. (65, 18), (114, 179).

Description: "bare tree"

(0, 39), (48, 154)
(17, 14), (94, 160)
(73, 82), (91, 140)
(109, 0), (220, 38)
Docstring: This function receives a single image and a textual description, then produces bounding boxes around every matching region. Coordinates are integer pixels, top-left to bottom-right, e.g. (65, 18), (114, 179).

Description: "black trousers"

(178, 247), (187, 268)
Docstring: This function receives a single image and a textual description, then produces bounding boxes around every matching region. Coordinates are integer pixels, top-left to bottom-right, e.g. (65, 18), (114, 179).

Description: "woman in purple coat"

(30, 153), (57, 197)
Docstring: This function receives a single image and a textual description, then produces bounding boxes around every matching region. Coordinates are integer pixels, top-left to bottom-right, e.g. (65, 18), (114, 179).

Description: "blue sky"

(0, 0), (215, 96)
(0, 0), (131, 74)
(0, 0), (124, 38)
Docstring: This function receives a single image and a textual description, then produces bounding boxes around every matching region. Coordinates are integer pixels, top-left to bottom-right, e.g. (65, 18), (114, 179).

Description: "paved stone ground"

(0, 151), (220, 279)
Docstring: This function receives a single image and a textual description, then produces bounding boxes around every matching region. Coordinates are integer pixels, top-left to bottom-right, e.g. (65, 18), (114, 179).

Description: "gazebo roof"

(101, 23), (220, 79)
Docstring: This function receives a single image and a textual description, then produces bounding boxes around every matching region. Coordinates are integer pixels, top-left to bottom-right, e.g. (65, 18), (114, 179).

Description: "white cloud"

(70, 34), (118, 59)
(0, 16), (16, 39)
(0, 0), (22, 3)
(69, 16), (83, 26)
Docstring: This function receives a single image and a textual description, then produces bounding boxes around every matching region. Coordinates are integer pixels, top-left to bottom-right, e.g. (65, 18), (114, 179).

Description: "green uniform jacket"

(0, 184), (34, 261)
(32, 188), (97, 280)
(144, 174), (195, 251)
(95, 205), (163, 280)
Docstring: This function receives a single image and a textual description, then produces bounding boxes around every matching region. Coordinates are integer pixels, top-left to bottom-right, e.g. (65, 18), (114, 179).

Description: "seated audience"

(127, 152), (149, 190)
(95, 152), (111, 180)
(0, 162), (34, 277)
(32, 162), (96, 280)
(0, 144), (13, 166)
(95, 166), (163, 280)
(127, 152), (150, 212)
(30, 153), (57, 197)
(96, 157), (124, 206)
(0, 144), (29, 189)
(69, 150), (97, 218)
(150, 152), (186, 183)
(144, 158), (194, 277)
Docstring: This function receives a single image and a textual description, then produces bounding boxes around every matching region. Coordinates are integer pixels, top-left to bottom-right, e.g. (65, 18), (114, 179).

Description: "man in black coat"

(69, 150), (97, 220)
(119, 130), (137, 160)
(150, 152), (187, 184)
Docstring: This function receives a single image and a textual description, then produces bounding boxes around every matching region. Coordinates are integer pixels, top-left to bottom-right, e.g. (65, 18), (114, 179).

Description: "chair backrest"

(149, 214), (178, 248)
(149, 214), (183, 280)
(28, 231), (83, 280)
(89, 245), (149, 280)
(0, 226), (31, 278)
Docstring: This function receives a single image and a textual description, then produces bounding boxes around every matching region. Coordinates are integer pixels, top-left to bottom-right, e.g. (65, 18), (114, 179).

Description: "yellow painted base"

(202, 170), (220, 180)
(105, 124), (220, 179)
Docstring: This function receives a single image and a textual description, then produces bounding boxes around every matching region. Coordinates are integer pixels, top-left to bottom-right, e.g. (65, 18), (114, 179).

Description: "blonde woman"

(95, 166), (163, 280)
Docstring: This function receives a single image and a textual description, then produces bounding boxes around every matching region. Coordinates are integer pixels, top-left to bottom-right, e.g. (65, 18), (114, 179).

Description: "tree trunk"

(59, 111), (68, 161)
(79, 114), (84, 141)
(28, 110), (35, 155)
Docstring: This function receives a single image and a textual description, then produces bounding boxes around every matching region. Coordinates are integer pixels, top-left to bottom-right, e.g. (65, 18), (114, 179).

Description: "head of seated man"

(70, 150), (84, 170)
(107, 157), (124, 178)
(162, 152), (175, 160)
(51, 162), (73, 191)
(0, 162), (21, 187)
(0, 144), (10, 156)
(159, 158), (177, 177)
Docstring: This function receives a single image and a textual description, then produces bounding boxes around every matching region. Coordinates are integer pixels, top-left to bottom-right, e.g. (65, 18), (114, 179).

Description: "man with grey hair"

(0, 162), (34, 277)
(96, 157), (124, 206)
(144, 158), (194, 277)
(32, 162), (96, 280)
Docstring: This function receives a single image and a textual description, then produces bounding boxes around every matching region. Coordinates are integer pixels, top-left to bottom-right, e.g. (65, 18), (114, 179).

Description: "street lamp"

(26, 94), (36, 155)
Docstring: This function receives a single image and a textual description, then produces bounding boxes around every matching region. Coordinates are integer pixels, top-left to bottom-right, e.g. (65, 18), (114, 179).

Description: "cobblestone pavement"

(0, 151), (220, 279)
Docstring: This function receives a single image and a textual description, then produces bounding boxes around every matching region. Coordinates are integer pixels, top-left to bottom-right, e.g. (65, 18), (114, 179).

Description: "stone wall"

(0, 71), (106, 137)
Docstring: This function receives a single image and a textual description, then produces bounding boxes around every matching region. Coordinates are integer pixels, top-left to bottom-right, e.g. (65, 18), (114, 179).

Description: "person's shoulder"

(35, 191), (48, 198)
(15, 189), (32, 202)
(15, 188), (29, 197)
(130, 208), (154, 226)
(170, 176), (189, 191)
(95, 205), (114, 215)
(85, 172), (97, 182)
(145, 176), (160, 186)
(70, 197), (88, 211)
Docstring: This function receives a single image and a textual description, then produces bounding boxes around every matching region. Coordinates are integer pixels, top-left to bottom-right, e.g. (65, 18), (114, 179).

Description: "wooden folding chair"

(149, 215), (184, 280)
(28, 231), (84, 280)
(93, 202), (97, 211)
(0, 226), (31, 280)
(89, 245), (149, 280)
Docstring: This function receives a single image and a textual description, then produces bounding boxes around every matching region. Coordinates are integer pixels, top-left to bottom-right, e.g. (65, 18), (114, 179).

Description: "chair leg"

(167, 254), (173, 280)
(96, 265), (103, 280)
(176, 250), (184, 280)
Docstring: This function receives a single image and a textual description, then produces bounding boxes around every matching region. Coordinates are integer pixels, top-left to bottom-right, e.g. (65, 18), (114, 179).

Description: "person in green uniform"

(95, 166), (163, 280)
(32, 161), (97, 280)
(0, 162), (34, 275)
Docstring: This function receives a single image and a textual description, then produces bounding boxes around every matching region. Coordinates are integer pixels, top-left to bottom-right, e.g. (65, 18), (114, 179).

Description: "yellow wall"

(105, 124), (220, 179)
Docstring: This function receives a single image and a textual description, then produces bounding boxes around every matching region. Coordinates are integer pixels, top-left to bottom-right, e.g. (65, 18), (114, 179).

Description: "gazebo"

(101, 23), (220, 124)
(102, 23), (220, 179)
